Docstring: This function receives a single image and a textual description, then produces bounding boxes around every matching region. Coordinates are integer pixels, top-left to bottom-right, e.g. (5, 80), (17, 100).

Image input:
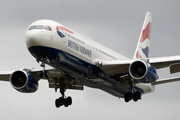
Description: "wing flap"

(49, 83), (84, 90)
(170, 63), (180, 74)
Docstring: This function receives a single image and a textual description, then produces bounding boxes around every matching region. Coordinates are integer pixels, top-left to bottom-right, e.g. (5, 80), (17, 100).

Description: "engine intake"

(129, 60), (158, 83)
(10, 70), (38, 93)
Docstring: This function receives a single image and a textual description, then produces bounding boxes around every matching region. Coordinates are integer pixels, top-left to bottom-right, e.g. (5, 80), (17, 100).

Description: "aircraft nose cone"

(25, 30), (42, 48)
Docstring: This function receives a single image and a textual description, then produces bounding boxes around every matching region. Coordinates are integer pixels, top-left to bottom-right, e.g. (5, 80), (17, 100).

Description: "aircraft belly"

(28, 46), (142, 98)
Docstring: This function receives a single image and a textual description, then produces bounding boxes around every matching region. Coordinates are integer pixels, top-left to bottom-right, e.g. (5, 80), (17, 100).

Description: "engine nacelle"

(129, 60), (158, 83)
(10, 70), (38, 93)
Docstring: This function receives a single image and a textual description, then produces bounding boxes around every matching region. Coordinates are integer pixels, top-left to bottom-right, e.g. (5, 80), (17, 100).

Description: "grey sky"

(0, 0), (180, 120)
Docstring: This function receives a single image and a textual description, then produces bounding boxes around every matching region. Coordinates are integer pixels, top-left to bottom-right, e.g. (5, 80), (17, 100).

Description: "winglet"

(133, 12), (152, 59)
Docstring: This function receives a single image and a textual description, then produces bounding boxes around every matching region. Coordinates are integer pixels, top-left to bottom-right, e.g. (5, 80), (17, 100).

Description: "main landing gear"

(55, 79), (72, 108)
(123, 79), (141, 102)
(38, 58), (73, 108)
(124, 91), (141, 102)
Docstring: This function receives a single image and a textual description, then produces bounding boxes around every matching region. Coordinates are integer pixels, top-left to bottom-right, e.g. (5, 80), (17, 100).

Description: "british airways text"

(68, 40), (92, 58)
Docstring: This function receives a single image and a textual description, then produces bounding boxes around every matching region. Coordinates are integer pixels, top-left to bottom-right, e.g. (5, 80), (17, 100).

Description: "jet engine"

(10, 70), (38, 93)
(129, 60), (158, 83)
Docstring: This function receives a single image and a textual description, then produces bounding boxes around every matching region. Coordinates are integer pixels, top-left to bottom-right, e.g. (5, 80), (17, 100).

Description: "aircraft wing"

(96, 55), (180, 76)
(0, 66), (84, 91)
(152, 76), (180, 85)
(0, 71), (14, 81)
(0, 66), (56, 82)
(95, 59), (132, 76)
(148, 55), (180, 70)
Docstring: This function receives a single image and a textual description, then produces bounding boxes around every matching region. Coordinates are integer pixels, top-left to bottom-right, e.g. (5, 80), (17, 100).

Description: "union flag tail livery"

(133, 12), (152, 59)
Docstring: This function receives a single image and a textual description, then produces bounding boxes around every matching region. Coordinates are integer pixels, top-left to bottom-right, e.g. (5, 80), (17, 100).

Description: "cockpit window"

(44, 26), (52, 31)
(28, 25), (52, 31)
(28, 26), (35, 30)
(35, 25), (43, 29)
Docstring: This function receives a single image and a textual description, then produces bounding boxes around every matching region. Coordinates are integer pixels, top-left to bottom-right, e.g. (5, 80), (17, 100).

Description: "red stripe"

(56, 26), (59, 30)
(136, 51), (142, 58)
(60, 26), (73, 34)
(140, 22), (151, 42)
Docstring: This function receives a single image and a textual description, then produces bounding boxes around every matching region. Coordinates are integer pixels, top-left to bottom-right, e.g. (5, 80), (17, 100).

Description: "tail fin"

(133, 12), (152, 59)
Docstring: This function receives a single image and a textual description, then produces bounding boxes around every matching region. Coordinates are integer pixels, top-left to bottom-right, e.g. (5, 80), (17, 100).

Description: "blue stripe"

(57, 31), (65, 38)
(141, 46), (149, 58)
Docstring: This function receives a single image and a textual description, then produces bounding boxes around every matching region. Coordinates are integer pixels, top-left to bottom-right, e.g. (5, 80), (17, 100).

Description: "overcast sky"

(0, 0), (180, 120)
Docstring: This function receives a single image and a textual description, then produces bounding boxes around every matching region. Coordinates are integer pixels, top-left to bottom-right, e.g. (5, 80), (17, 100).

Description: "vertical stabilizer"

(133, 12), (152, 59)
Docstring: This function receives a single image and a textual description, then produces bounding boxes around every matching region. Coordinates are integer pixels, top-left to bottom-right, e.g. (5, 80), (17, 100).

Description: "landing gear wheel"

(55, 99), (60, 108)
(124, 91), (141, 102)
(133, 94), (138, 102)
(64, 97), (72, 107)
(67, 96), (72, 105)
(64, 98), (69, 107)
(55, 97), (73, 108)
(124, 92), (132, 102)
(124, 94), (129, 102)
(55, 79), (73, 108)
(133, 91), (141, 102)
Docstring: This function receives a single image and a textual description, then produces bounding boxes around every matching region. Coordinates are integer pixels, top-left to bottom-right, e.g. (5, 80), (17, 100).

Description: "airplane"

(1, 11), (180, 108)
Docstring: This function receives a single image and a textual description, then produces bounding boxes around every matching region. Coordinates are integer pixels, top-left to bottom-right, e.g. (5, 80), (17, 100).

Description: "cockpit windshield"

(28, 25), (52, 31)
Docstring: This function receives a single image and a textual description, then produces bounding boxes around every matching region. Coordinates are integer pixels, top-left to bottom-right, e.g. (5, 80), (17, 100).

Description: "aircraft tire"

(124, 92), (132, 102)
(64, 97), (72, 107)
(55, 99), (60, 108)
(67, 97), (72, 105)
(133, 91), (141, 102)
(133, 94), (138, 102)
(64, 99), (69, 107)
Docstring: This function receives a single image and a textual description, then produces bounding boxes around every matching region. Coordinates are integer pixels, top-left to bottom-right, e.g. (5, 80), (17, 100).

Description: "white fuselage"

(26, 20), (128, 62)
